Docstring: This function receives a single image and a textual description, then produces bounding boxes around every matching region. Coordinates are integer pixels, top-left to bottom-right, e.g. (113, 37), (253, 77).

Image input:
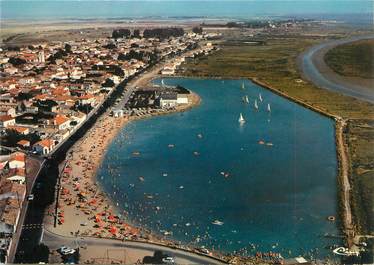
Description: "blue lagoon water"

(97, 78), (340, 258)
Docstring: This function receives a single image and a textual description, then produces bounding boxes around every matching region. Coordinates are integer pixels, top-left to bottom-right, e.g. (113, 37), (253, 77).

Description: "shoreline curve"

(299, 34), (374, 104)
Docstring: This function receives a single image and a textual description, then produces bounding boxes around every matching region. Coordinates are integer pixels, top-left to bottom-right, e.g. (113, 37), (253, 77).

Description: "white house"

(9, 152), (25, 169)
(159, 92), (178, 108)
(177, 94), (188, 104)
(112, 109), (124, 118)
(0, 106), (16, 117)
(78, 94), (96, 106)
(161, 65), (175, 75)
(0, 115), (16, 128)
(33, 139), (55, 155)
(52, 115), (70, 131)
(7, 169), (26, 184)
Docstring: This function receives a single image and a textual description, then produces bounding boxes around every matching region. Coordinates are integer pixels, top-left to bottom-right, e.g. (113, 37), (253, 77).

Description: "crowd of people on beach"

(48, 114), (143, 240)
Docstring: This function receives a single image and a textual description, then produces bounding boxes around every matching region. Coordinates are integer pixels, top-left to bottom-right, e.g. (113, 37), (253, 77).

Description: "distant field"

(182, 36), (374, 235)
(324, 39), (374, 79)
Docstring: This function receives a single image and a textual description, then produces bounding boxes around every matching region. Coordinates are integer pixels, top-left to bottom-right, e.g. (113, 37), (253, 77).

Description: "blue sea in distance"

(97, 78), (341, 259)
(0, 0), (372, 24)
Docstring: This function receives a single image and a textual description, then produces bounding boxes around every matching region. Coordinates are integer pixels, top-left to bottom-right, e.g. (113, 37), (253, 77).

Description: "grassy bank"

(346, 120), (374, 234)
(325, 39), (374, 79)
(181, 36), (374, 236)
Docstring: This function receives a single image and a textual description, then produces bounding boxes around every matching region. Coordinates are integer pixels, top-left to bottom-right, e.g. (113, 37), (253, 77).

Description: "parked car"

(58, 246), (76, 255)
(162, 256), (175, 264)
(196, 247), (210, 254)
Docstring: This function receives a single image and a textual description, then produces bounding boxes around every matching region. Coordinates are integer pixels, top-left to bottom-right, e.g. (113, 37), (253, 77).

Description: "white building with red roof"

(9, 152), (25, 169)
(33, 139), (55, 155)
(0, 115), (16, 128)
(52, 114), (70, 131)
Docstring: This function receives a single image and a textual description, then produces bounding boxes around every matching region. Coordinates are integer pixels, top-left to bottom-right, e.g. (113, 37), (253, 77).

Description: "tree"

(16, 92), (33, 101)
(47, 48), (67, 63)
(112, 29), (131, 39)
(132, 29), (141, 38)
(7, 46), (20, 51)
(192, 26), (203, 34)
(131, 43), (139, 48)
(36, 99), (58, 112)
(102, 78), (115, 87)
(76, 104), (93, 114)
(113, 66), (124, 77)
(2, 129), (41, 147)
(143, 27), (184, 39)
(8, 57), (26, 66)
(64, 43), (72, 53)
(23, 243), (50, 263)
(103, 43), (116, 49)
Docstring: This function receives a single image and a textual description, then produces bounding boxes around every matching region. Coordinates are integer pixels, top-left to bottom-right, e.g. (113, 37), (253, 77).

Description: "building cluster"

(0, 30), (211, 156)
(123, 85), (190, 112)
(0, 151), (26, 263)
(161, 39), (214, 75)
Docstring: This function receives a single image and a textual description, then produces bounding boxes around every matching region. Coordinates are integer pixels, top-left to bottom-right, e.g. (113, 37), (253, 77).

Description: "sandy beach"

(44, 90), (201, 243)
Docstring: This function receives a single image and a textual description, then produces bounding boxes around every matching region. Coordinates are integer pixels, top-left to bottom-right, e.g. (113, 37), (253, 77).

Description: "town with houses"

(0, 28), (216, 263)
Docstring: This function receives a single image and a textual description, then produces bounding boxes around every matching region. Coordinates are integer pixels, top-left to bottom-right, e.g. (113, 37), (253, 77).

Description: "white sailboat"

(259, 93), (263, 102)
(212, 220), (224, 226)
(254, 99), (258, 110)
(241, 82), (245, 90)
(238, 113), (245, 124)
(267, 103), (271, 112)
(243, 95), (249, 103)
(161, 79), (165, 86)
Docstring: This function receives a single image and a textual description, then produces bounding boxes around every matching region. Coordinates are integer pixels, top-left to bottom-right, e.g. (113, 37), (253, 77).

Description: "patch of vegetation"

(22, 243), (50, 263)
(8, 57), (26, 66)
(143, 27), (184, 39)
(346, 120), (374, 234)
(16, 112), (55, 125)
(325, 39), (374, 79)
(2, 129), (40, 147)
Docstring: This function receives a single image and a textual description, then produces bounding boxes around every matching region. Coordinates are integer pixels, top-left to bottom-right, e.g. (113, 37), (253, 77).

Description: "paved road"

(7, 156), (44, 263)
(300, 35), (374, 104)
(42, 229), (226, 265)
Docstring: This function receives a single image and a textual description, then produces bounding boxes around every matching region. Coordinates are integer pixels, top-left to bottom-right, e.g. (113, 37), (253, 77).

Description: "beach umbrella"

(109, 226), (117, 235)
(95, 215), (101, 223)
(130, 227), (139, 235)
(108, 215), (116, 222)
(122, 224), (130, 230)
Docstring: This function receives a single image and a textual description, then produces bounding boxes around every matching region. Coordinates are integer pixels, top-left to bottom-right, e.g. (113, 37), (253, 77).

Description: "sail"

(254, 99), (258, 109)
(238, 113), (245, 123)
(259, 93), (263, 102)
(267, 103), (271, 112)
